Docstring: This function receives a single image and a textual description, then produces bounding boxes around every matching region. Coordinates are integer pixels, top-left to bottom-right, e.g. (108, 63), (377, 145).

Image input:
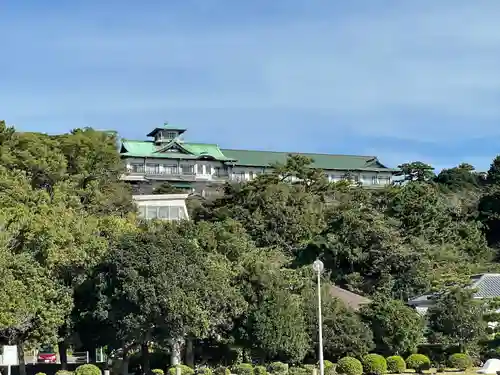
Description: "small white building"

(132, 193), (189, 221)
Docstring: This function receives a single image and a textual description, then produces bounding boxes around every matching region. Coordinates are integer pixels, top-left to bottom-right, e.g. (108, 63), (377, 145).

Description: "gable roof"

(408, 273), (500, 306)
(120, 140), (235, 161)
(330, 285), (371, 310)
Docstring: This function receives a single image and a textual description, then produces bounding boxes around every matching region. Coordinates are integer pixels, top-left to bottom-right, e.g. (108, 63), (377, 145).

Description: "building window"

(249, 171), (254, 180)
(145, 163), (160, 174)
(141, 205), (186, 220)
(147, 206), (158, 219)
(130, 163), (144, 173)
(163, 164), (178, 174)
(165, 131), (177, 139)
(181, 164), (194, 175)
(372, 175), (379, 184)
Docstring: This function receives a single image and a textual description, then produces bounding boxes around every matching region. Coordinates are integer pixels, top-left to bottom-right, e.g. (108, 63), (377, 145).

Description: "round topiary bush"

(55, 371), (73, 375)
(36, 372), (48, 375)
(336, 357), (363, 375)
(268, 362), (288, 375)
(406, 354), (431, 373)
(362, 354), (387, 375)
(75, 364), (101, 375)
(255, 366), (268, 375)
(153, 370), (165, 375)
(168, 365), (195, 375)
(448, 353), (473, 370)
(386, 356), (406, 374)
(213, 367), (230, 375)
(233, 363), (254, 375)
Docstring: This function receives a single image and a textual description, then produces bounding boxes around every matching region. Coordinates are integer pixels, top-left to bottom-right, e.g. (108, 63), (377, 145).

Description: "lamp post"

(313, 259), (324, 375)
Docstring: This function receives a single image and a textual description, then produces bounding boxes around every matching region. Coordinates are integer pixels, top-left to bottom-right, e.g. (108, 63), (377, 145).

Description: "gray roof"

(329, 285), (371, 310)
(408, 273), (500, 306)
(471, 273), (500, 298)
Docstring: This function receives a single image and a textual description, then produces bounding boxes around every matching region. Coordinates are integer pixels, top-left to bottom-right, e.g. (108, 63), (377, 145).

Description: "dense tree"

(80, 221), (245, 373)
(427, 288), (487, 351)
(360, 296), (424, 356)
(3, 119), (500, 369)
(396, 161), (435, 182)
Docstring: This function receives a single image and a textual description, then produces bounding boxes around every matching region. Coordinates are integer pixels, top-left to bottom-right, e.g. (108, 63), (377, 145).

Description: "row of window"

(129, 163), (391, 184)
(130, 163), (194, 175)
(137, 205), (187, 220)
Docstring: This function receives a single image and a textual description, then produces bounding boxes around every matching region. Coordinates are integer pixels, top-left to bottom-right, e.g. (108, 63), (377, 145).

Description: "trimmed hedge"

(289, 368), (308, 375)
(55, 371), (73, 375)
(36, 373), (48, 375)
(153, 370), (165, 375)
(386, 356), (406, 374)
(337, 357), (363, 375)
(302, 365), (317, 375)
(75, 364), (101, 375)
(233, 363), (254, 375)
(268, 362), (288, 375)
(406, 354), (431, 373)
(196, 369), (213, 375)
(448, 353), (473, 370)
(169, 365), (195, 375)
(362, 354), (387, 375)
(255, 366), (268, 375)
(213, 367), (231, 375)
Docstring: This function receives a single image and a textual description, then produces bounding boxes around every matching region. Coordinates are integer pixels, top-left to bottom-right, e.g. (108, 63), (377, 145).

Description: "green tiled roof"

(120, 140), (235, 161)
(120, 140), (396, 172)
(221, 148), (397, 171)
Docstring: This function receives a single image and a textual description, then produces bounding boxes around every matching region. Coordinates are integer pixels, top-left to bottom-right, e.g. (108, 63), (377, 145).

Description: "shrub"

(169, 365), (195, 375)
(323, 361), (335, 375)
(233, 363), (254, 375)
(213, 367), (230, 375)
(362, 354), (387, 375)
(55, 371), (73, 375)
(302, 365), (317, 375)
(36, 373), (48, 375)
(386, 356), (406, 373)
(153, 370), (165, 375)
(336, 357), (363, 375)
(268, 362), (288, 375)
(75, 364), (101, 375)
(289, 368), (308, 375)
(448, 353), (473, 370)
(406, 354), (431, 373)
(255, 366), (268, 375)
(197, 369), (213, 375)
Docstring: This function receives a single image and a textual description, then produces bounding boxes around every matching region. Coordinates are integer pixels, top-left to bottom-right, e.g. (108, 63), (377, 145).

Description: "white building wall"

(133, 194), (189, 221)
(122, 157), (393, 185)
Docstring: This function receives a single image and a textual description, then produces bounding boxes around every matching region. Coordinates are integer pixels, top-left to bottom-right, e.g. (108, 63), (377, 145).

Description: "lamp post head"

(313, 259), (324, 273)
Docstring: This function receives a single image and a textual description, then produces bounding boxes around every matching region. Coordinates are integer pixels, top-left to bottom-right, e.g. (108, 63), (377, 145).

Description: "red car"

(37, 345), (57, 363)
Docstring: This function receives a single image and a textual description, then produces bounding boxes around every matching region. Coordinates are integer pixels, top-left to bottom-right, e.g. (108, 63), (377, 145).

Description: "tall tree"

(427, 288), (487, 351)
(360, 296), (424, 355)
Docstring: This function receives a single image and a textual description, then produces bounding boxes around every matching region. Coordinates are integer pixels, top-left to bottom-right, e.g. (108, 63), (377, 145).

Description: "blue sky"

(3, 0), (500, 171)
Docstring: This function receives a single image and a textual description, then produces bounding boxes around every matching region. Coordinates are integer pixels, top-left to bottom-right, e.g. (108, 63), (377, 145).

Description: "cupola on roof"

(146, 122), (187, 138)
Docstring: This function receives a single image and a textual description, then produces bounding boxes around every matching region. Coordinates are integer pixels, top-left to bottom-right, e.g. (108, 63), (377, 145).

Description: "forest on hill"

(1, 120), (500, 374)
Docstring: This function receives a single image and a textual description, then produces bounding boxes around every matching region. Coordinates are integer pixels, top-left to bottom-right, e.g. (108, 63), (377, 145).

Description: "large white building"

(120, 123), (398, 196)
